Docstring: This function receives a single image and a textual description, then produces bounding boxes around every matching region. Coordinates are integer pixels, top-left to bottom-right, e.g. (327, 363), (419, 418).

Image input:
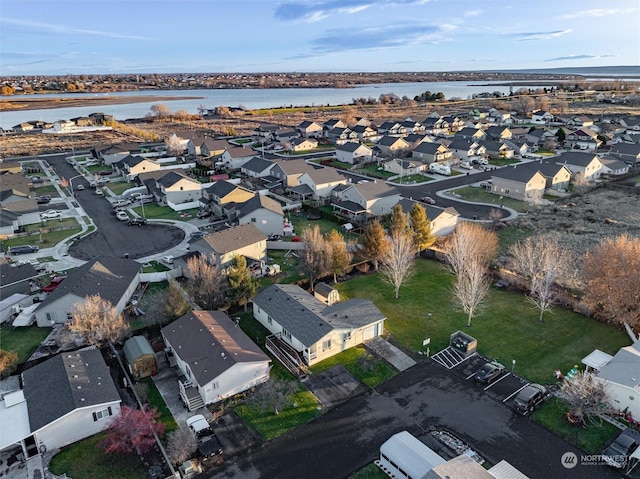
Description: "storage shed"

(378, 431), (445, 479)
(314, 282), (339, 305)
(123, 336), (158, 380)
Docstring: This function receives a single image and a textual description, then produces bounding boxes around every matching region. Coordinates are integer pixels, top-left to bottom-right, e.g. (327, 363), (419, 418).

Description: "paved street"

(209, 359), (620, 479)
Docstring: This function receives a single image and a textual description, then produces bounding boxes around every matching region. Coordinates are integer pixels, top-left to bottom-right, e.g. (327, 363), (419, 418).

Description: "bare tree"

(299, 225), (331, 291)
(326, 229), (353, 283)
(509, 235), (572, 322)
(558, 372), (611, 426)
(380, 226), (417, 300)
(359, 220), (390, 271)
(488, 208), (503, 230)
(583, 235), (640, 333)
(184, 254), (226, 309)
(142, 280), (191, 327)
(149, 103), (171, 119)
(444, 222), (498, 276)
(245, 378), (298, 416)
(166, 427), (198, 465)
(452, 258), (491, 327)
(68, 295), (130, 346)
(164, 134), (185, 157)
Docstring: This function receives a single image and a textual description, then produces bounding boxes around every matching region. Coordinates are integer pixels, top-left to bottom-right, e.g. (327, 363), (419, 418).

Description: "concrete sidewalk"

(365, 337), (416, 371)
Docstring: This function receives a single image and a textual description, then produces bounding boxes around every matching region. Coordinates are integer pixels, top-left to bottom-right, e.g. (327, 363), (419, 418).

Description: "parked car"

(197, 210), (212, 219)
(97, 177), (110, 184)
(98, 170), (112, 176)
(198, 434), (224, 462)
(40, 210), (63, 219)
(162, 255), (174, 265)
(75, 184), (85, 191)
(8, 245), (39, 255)
(186, 415), (213, 439)
(30, 175), (43, 183)
(89, 181), (97, 188)
(128, 217), (148, 226)
(474, 361), (506, 384)
(459, 161), (473, 170)
(42, 276), (65, 293)
(112, 199), (132, 208)
(513, 384), (549, 415)
(36, 195), (51, 204)
(190, 230), (205, 239)
(602, 430), (639, 468)
(116, 211), (129, 221)
(420, 196), (436, 205)
(95, 188), (105, 196)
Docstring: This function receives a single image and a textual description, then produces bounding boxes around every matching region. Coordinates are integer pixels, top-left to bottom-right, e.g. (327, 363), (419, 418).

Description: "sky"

(1, 0), (638, 75)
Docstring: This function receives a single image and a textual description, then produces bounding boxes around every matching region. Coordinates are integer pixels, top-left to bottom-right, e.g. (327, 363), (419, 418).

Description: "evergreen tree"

(326, 229), (353, 283)
(227, 255), (258, 312)
(409, 202), (435, 251)
(359, 220), (390, 271)
(388, 204), (409, 235)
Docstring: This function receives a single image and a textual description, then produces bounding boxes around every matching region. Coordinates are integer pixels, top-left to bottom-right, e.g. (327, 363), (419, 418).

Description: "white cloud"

(557, 8), (636, 20)
(0, 18), (150, 40)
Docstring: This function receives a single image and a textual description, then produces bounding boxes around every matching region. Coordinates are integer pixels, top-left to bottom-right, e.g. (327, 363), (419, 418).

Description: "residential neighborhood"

(1, 84), (640, 479)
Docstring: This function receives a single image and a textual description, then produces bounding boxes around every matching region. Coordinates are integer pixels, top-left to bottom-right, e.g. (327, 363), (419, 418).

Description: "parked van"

(8, 245), (40, 255)
(429, 162), (451, 176)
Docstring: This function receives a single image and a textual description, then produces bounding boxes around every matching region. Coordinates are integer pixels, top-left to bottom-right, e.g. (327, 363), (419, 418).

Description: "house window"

(343, 332), (352, 342)
(282, 328), (292, 340)
(322, 339), (332, 351)
(212, 382), (219, 389)
(251, 217), (256, 223)
(93, 407), (113, 421)
(267, 316), (272, 325)
(180, 186), (184, 190)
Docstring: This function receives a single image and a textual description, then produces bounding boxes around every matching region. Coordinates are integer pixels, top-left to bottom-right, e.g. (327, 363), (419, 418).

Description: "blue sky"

(1, 0), (638, 75)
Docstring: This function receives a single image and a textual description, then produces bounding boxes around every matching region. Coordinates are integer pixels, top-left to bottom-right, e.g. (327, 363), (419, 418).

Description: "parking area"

(435, 352), (532, 414)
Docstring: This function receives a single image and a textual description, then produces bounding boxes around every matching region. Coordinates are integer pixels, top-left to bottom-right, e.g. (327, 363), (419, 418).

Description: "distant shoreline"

(0, 95), (204, 112)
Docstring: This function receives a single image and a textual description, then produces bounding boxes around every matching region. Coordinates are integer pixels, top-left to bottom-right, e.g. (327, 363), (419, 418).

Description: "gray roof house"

(237, 194), (285, 237)
(555, 151), (605, 181)
(162, 310), (270, 410)
(490, 166), (547, 201)
(521, 162), (572, 191)
(332, 180), (401, 223)
(0, 349), (122, 455)
(34, 256), (141, 327)
(240, 157), (276, 178)
(252, 284), (385, 369)
(190, 223), (267, 268)
(608, 142), (640, 166)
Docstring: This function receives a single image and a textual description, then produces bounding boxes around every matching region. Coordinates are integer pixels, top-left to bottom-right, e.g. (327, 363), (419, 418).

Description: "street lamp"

(423, 312), (432, 356)
(68, 174), (83, 196)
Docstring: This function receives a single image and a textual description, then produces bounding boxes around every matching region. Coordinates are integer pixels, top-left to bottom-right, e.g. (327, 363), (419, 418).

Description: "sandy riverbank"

(0, 95), (204, 112)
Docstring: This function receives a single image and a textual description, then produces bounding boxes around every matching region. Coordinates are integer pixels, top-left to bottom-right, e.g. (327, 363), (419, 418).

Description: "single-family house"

(480, 140), (515, 159)
(332, 180), (401, 223)
(335, 143), (374, 165)
(441, 115), (466, 132)
(522, 162), (572, 191)
(34, 256), (141, 327)
(411, 142), (454, 164)
(190, 223), (267, 268)
(485, 126), (512, 141)
(219, 146), (255, 170)
(323, 119), (346, 133)
(455, 127), (486, 142)
(582, 340), (640, 422)
(565, 127), (602, 151)
(94, 144), (136, 165)
(270, 159), (316, 187)
(162, 310), (271, 410)
(531, 110), (554, 125)
(524, 128), (549, 148)
(237, 194), (285, 237)
(397, 198), (459, 237)
(155, 171), (203, 207)
(404, 133), (434, 148)
(421, 117), (450, 136)
(240, 157), (276, 178)
(117, 155), (161, 181)
(383, 158), (427, 176)
(618, 116), (640, 131)
(296, 121), (324, 138)
(327, 127), (357, 145)
(252, 284), (386, 370)
(600, 157), (629, 176)
(447, 139), (486, 162)
(504, 138), (532, 157)
(201, 180), (255, 219)
(199, 138), (231, 158)
(570, 115), (594, 128)
(185, 135), (206, 156)
(0, 173), (34, 214)
(296, 168), (348, 200)
(377, 121), (406, 137)
(399, 119), (424, 134)
(608, 143), (640, 166)
(274, 128), (299, 143)
(253, 124), (280, 139)
(377, 136), (410, 157)
(350, 124), (379, 142)
(0, 263), (38, 298)
(2, 349), (122, 457)
(288, 138), (318, 152)
(555, 151), (605, 182)
(491, 166), (547, 201)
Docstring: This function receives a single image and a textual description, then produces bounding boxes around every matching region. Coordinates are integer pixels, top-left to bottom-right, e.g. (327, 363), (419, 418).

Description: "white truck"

(429, 162), (451, 176)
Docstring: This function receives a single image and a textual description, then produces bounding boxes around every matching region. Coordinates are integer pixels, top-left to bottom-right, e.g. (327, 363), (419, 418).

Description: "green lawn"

(132, 204), (198, 221)
(393, 174), (428, 184)
(356, 164), (397, 179)
(310, 345), (396, 388)
(488, 157), (520, 166)
(451, 186), (531, 213)
(0, 325), (50, 366)
(349, 463), (388, 479)
(105, 181), (132, 196)
(264, 249), (302, 284)
(532, 398), (620, 454)
(288, 214), (344, 238)
(141, 260), (170, 273)
(141, 377), (177, 433)
(2, 226), (82, 249)
(334, 259), (629, 384)
(34, 184), (60, 196)
(49, 433), (147, 479)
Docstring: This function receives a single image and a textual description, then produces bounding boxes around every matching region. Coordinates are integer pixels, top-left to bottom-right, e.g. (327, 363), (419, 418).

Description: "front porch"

(265, 334), (308, 377)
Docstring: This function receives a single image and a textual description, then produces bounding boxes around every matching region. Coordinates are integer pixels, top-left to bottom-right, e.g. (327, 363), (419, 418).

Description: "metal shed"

(123, 336), (158, 380)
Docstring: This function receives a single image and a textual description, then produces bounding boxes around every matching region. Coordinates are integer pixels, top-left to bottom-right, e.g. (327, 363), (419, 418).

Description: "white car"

(162, 255), (174, 265)
(95, 188), (105, 196)
(186, 414), (212, 438)
(116, 211), (129, 221)
(40, 210), (63, 219)
(76, 184), (85, 191)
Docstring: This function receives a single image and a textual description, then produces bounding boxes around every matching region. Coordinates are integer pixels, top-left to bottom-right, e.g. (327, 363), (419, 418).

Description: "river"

(0, 80), (559, 130)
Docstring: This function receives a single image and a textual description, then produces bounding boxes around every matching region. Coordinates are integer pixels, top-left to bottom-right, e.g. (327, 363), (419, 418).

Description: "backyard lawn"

(105, 181), (133, 196)
(0, 325), (50, 370)
(2, 224), (82, 249)
(132, 204), (198, 221)
(334, 259), (630, 385)
(310, 345), (396, 388)
(450, 186), (532, 213)
(49, 433), (147, 479)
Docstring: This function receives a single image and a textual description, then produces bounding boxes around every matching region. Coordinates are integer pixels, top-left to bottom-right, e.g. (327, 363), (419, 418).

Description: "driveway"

(208, 359), (619, 479)
(45, 154), (186, 260)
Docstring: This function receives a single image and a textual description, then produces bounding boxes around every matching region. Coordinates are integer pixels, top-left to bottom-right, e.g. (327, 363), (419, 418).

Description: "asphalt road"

(209, 359), (620, 479)
(44, 154), (185, 260)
